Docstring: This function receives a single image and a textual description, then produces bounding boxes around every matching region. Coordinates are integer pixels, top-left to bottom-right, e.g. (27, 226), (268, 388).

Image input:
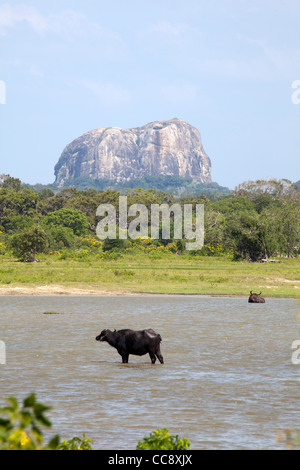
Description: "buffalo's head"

(248, 291), (265, 303)
(95, 329), (115, 342)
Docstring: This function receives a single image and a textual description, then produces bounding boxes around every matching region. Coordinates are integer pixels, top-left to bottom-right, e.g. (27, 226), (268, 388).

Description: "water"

(0, 295), (299, 449)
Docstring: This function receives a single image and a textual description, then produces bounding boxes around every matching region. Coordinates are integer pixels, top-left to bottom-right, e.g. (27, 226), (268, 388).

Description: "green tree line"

(0, 175), (299, 262)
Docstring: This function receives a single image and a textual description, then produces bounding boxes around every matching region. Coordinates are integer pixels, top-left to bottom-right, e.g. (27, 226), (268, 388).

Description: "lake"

(0, 295), (299, 449)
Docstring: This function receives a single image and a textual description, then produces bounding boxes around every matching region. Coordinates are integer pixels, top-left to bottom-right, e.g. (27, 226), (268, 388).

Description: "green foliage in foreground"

(136, 428), (190, 450)
(0, 394), (92, 450)
(283, 430), (300, 449)
(1, 393), (298, 449)
(0, 394), (190, 450)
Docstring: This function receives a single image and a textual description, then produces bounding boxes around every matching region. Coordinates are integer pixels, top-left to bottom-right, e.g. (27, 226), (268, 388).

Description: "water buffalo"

(248, 291), (265, 303)
(95, 328), (164, 364)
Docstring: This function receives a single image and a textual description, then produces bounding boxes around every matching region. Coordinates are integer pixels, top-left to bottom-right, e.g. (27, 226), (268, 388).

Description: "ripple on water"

(0, 295), (298, 449)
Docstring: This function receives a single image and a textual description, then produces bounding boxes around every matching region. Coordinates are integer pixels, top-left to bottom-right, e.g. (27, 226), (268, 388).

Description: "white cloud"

(0, 3), (131, 65)
(0, 3), (120, 41)
(0, 3), (47, 34)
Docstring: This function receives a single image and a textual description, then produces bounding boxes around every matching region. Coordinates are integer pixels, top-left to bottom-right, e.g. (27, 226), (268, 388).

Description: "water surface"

(0, 295), (299, 449)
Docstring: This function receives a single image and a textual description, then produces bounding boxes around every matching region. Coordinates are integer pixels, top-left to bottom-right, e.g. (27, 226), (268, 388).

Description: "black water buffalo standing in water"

(248, 291), (265, 303)
(95, 328), (164, 364)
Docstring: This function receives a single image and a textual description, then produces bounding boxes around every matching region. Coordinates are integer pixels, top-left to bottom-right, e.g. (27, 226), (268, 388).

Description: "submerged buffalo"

(248, 291), (265, 303)
(95, 328), (164, 364)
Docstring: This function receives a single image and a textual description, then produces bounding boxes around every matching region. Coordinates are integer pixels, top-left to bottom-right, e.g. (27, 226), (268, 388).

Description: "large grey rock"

(54, 119), (212, 186)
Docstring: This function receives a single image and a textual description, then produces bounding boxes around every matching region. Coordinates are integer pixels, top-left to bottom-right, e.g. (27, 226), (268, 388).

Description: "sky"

(0, 0), (300, 189)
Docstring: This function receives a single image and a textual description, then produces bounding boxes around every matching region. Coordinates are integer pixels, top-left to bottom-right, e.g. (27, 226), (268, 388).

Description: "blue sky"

(0, 0), (299, 189)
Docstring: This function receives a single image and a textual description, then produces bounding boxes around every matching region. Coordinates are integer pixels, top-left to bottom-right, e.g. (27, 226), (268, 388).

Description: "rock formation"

(54, 119), (212, 187)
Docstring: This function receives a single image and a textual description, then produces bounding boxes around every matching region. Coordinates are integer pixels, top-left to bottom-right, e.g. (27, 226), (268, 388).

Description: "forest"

(0, 175), (299, 263)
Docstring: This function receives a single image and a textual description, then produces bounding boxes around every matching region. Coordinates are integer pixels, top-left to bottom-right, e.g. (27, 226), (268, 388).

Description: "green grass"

(0, 253), (299, 297)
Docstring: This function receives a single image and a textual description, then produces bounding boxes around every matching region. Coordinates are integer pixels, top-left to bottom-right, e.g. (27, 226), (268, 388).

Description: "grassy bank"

(0, 253), (299, 297)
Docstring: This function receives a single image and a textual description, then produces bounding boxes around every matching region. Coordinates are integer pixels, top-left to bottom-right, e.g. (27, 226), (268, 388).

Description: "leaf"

(47, 434), (61, 450)
(23, 394), (36, 408)
(6, 397), (19, 411)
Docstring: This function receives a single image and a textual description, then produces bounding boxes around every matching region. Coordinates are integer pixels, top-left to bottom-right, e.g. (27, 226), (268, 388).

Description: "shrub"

(0, 396), (191, 451)
(0, 394), (92, 450)
(136, 428), (190, 450)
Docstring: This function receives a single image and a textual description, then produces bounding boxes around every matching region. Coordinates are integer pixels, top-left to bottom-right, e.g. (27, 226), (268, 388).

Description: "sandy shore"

(0, 285), (242, 297)
(0, 284), (296, 298)
(0, 285), (139, 296)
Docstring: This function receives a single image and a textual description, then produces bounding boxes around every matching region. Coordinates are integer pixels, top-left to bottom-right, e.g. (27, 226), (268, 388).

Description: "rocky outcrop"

(54, 119), (212, 187)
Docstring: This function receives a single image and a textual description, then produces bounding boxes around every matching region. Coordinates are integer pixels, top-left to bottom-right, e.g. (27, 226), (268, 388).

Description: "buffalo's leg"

(121, 353), (129, 363)
(155, 347), (164, 364)
(149, 352), (156, 364)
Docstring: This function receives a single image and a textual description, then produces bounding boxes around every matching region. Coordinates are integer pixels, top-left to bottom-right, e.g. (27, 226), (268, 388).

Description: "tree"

(256, 209), (281, 259)
(63, 189), (119, 231)
(0, 174), (22, 191)
(225, 212), (263, 260)
(234, 178), (298, 199)
(3, 214), (35, 234)
(42, 208), (88, 236)
(9, 226), (48, 261)
(127, 188), (174, 208)
(45, 225), (76, 250)
(37, 188), (79, 215)
(278, 200), (300, 257)
(0, 187), (40, 232)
